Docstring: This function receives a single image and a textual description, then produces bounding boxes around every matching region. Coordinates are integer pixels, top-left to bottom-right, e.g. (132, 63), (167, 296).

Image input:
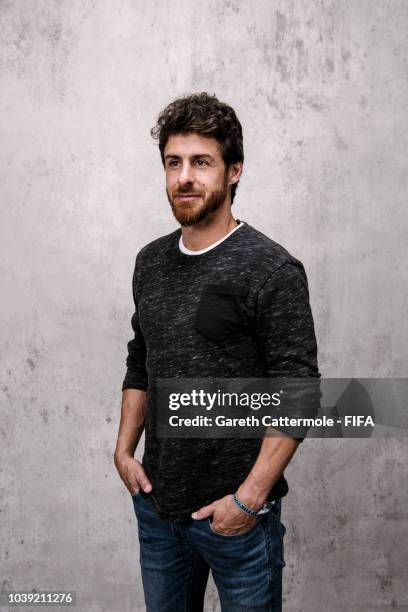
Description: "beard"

(166, 173), (229, 227)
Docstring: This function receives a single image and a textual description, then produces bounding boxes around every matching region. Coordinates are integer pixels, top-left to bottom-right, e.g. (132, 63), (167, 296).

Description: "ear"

(227, 161), (243, 186)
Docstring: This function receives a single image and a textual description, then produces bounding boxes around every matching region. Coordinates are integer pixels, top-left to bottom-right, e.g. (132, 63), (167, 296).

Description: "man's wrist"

(114, 449), (134, 464)
(235, 479), (269, 512)
(232, 493), (262, 516)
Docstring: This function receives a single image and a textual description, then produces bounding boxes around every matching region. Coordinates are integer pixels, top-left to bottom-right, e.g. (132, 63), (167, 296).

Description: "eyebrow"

(164, 153), (216, 161)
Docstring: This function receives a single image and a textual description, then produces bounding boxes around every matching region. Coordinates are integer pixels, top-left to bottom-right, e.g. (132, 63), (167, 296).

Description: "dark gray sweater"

(122, 221), (320, 521)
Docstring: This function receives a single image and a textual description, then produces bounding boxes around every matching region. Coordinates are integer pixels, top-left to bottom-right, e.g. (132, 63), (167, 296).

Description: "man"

(114, 92), (320, 611)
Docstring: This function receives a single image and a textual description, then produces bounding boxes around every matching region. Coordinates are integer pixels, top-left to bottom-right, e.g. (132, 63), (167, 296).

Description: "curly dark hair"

(150, 92), (244, 204)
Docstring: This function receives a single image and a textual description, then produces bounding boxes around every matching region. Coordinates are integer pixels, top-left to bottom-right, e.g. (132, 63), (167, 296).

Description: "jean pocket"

(194, 284), (249, 343)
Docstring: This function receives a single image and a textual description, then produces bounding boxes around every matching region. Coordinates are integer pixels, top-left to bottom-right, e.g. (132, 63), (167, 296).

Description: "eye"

(194, 159), (208, 167)
(167, 159), (179, 168)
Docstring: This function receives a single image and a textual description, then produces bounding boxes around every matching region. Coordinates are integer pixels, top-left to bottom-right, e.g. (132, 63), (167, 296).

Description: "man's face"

(164, 132), (231, 226)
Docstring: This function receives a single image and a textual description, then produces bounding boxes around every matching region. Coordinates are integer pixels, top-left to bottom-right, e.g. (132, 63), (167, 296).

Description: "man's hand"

(114, 389), (149, 496)
(191, 494), (258, 536)
(114, 452), (152, 496)
(191, 435), (300, 534)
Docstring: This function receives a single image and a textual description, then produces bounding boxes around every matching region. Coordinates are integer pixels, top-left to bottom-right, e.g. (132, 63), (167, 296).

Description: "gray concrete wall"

(1, 1), (407, 610)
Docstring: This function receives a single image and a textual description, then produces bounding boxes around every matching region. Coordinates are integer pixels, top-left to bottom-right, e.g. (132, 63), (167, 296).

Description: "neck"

(181, 208), (238, 251)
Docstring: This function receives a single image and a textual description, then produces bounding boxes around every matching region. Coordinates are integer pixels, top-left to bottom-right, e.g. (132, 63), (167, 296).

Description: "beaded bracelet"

(232, 492), (273, 516)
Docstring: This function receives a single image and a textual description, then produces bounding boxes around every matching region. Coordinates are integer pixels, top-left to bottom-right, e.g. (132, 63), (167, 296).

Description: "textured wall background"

(1, 1), (407, 611)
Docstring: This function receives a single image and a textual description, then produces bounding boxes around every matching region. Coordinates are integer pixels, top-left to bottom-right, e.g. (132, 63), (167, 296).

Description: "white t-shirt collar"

(179, 221), (244, 256)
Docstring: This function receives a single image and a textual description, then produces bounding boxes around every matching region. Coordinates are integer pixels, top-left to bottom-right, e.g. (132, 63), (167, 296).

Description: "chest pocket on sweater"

(194, 284), (250, 342)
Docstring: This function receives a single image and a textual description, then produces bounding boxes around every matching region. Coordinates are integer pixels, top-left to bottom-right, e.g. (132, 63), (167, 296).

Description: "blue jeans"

(132, 492), (286, 612)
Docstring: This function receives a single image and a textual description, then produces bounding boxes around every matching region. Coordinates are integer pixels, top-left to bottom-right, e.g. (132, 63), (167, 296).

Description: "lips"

(175, 195), (202, 203)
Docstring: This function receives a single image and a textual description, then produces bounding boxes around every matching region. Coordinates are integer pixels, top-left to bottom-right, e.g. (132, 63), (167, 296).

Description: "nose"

(178, 161), (194, 187)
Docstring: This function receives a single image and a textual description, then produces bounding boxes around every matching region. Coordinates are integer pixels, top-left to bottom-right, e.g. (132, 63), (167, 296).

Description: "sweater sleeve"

(254, 261), (321, 441)
(121, 252), (148, 392)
